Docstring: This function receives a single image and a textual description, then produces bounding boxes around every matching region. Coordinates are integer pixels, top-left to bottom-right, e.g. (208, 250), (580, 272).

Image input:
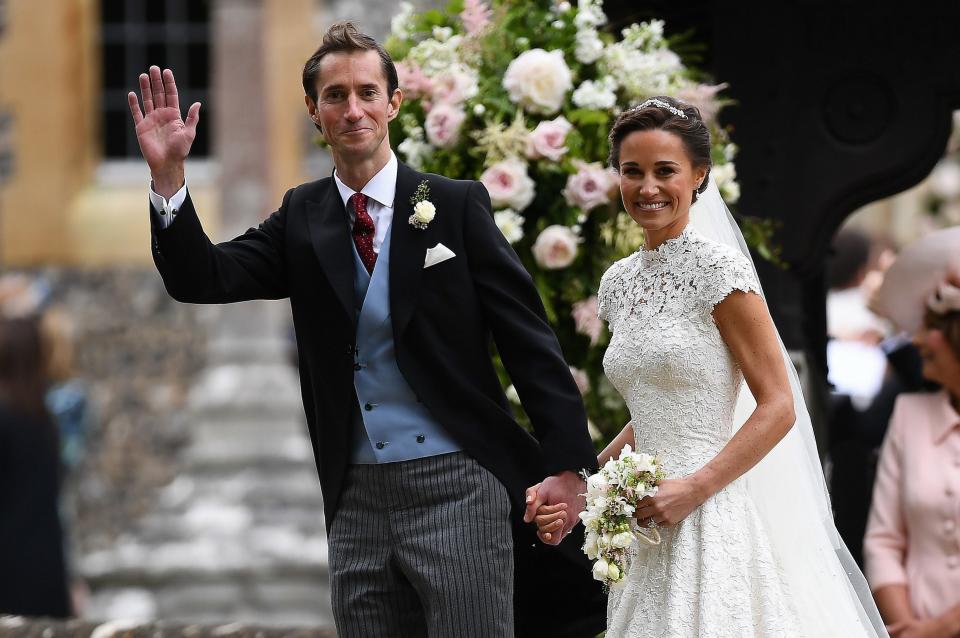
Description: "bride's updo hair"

(608, 95), (712, 203)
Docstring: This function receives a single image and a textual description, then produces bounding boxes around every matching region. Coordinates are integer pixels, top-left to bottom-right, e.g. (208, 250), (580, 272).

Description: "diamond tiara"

(631, 98), (688, 119)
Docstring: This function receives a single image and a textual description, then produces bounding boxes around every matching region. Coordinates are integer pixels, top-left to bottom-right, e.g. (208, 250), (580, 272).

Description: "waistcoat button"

(416, 434), (426, 443)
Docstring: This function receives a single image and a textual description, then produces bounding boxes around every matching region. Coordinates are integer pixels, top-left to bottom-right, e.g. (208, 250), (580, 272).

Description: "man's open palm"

(127, 66), (200, 188)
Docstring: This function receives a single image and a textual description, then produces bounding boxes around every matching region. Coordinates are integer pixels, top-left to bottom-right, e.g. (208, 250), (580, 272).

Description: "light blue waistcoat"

(349, 230), (462, 464)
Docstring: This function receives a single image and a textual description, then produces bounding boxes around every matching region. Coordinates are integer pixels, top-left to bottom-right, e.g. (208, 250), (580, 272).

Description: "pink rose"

(562, 160), (618, 212)
(526, 116), (572, 161)
(425, 102), (466, 148)
(532, 225), (578, 270)
(480, 159), (536, 211)
(571, 296), (603, 345)
(396, 61), (434, 99)
(431, 67), (478, 106)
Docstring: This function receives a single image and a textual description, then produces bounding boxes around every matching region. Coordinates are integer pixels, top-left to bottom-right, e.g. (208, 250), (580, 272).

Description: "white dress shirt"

(333, 151), (397, 254)
(149, 151), (398, 255)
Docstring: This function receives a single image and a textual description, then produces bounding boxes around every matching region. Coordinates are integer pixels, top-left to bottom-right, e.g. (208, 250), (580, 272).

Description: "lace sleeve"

(700, 243), (762, 311)
(597, 260), (621, 323)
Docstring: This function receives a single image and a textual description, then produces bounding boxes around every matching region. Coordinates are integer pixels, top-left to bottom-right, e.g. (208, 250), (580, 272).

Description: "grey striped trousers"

(328, 451), (514, 637)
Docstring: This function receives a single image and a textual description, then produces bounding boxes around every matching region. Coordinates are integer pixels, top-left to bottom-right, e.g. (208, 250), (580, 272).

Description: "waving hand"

(127, 65), (201, 198)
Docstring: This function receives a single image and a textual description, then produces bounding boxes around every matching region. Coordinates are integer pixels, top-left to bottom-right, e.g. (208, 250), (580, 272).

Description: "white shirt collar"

(333, 151), (398, 211)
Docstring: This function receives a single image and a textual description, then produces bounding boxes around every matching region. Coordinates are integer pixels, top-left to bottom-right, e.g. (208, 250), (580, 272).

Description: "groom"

(129, 21), (605, 637)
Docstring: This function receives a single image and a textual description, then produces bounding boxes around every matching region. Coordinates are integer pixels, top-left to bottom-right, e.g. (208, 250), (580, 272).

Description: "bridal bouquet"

(579, 444), (665, 588)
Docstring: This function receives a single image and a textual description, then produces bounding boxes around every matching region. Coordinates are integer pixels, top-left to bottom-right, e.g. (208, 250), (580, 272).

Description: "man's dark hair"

(302, 21), (399, 103)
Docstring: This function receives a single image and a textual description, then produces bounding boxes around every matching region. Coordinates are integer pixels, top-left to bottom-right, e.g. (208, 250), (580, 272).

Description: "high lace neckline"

(638, 224), (695, 262)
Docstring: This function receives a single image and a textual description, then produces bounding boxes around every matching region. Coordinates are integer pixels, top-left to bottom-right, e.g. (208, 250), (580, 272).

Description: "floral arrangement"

(579, 444), (665, 588)
(385, 0), (747, 441)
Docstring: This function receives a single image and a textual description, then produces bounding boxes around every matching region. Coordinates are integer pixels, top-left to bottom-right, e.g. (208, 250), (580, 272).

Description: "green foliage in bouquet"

(383, 0), (768, 444)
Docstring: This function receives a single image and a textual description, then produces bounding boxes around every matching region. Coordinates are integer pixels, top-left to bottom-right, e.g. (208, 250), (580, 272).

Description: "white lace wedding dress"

(598, 224), (805, 637)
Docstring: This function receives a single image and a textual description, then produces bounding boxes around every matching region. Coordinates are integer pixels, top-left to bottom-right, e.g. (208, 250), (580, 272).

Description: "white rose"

(425, 102), (466, 148)
(583, 531), (599, 560)
(526, 116), (572, 161)
(607, 561), (621, 581)
(503, 49), (573, 115)
(562, 160), (618, 211)
(592, 558), (610, 581)
(532, 225), (579, 269)
(612, 531), (633, 549)
(494, 209), (525, 244)
(480, 159), (536, 211)
(578, 508), (598, 528)
(586, 471), (609, 495)
(413, 200), (436, 224)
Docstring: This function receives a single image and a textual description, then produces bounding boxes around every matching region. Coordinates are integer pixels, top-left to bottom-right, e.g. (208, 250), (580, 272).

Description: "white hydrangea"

(572, 76), (617, 110)
(390, 2), (416, 40)
(406, 35), (465, 76)
(574, 28), (605, 64)
(397, 138), (433, 171)
(432, 25), (454, 42)
(621, 19), (665, 50)
(712, 162), (741, 203)
(494, 209), (525, 244)
(574, 0), (607, 30)
(601, 45), (683, 99)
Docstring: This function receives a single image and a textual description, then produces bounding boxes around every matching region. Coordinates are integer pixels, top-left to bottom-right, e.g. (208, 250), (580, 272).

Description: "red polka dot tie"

(350, 193), (377, 274)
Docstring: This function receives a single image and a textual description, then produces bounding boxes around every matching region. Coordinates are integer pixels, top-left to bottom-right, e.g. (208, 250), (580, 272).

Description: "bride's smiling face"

(618, 129), (707, 239)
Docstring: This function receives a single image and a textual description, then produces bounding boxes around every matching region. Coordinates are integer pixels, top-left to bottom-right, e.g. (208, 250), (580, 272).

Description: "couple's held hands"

(127, 65), (201, 198)
(524, 470), (585, 546)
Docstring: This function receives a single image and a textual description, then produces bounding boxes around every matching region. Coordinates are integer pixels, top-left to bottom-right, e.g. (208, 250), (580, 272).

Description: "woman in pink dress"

(865, 232), (960, 638)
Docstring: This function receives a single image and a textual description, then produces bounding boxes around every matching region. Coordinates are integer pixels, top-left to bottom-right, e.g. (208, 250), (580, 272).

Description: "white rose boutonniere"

(409, 180), (435, 230)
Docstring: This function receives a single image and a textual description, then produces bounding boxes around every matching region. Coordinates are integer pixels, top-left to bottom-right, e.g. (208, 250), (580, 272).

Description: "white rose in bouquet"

(583, 530), (600, 560)
(425, 102), (466, 148)
(592, 558), (611, 581)
(612, 531), (634, 549)
(563, 160), (619, 211)
(532, 225), (579, 269)
(480, 159), (536, 211)
(526, 116), (572, 161)
(503, 49), (572, 115)
(586, 470), (609, 497)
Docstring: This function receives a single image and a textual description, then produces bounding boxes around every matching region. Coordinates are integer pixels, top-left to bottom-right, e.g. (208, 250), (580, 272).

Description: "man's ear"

(387, 88), (403, 122)
(304, 95), (323, 133)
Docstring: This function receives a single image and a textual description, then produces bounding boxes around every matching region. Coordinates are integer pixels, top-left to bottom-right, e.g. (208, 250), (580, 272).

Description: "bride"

(530, 96), (888, 637)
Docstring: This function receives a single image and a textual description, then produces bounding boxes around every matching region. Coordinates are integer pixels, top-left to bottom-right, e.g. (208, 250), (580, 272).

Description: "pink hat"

(873, 226), (960, 333)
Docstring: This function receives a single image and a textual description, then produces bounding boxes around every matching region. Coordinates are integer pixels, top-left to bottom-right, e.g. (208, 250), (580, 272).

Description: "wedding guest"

(0, 303), (72, 618)
(865, 227), (960, 637)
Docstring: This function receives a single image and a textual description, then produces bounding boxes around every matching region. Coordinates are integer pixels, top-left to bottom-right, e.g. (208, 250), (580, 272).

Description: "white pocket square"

(424, 243), (456, 269)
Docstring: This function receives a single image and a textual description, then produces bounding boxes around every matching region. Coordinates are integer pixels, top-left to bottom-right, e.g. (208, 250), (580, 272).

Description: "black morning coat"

(150, 160), (607, 637)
